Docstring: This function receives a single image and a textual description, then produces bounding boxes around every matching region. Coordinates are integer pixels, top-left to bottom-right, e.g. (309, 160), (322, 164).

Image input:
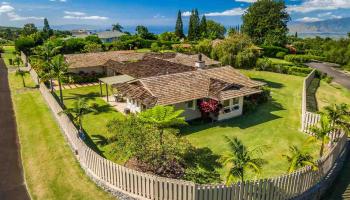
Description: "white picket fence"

(301, 70), (321, 133)
(23, 53), (348, 200)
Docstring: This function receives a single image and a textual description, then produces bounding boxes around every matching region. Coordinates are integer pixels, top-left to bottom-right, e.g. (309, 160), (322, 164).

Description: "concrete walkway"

(306, 62), (350, 90)
(0, 59), (30, 200)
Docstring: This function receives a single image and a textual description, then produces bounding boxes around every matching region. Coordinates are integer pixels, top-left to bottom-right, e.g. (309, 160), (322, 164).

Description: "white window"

(222, 99), (230, 108)
(186, 100), (196, 110)
(232, 98), (239, 105)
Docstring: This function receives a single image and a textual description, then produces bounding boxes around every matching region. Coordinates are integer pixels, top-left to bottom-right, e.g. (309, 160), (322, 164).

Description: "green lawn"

(183, 70), (318, 180)
(316, 80), (350, 110)
(1, 45), (16, 68)
(57, 85), (125, 163)
(267, 57), (294, 65)
(59, 71), (319, 182)
(9, 73), (114, 200)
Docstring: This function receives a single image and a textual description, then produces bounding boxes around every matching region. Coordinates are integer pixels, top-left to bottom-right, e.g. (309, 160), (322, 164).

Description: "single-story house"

(96, 30), (126, 43)
(64, 51), (264, 121)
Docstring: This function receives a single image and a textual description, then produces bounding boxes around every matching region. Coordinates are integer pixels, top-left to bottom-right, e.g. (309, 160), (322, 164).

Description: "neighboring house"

(71, 29), (92, 38)
(96, 30), (126, 43)
(64, 51), (264, 121)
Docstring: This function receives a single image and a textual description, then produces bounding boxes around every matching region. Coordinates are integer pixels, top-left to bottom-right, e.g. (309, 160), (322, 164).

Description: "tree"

(138, 106), (187, 149)
(188, 9), (200, 41)
(175, 10), (185, 38)
(15, 37), (35, 56)
(199, 15), (207, 38)
(135, 25), (156, 40)
(49, 55), (68, 104)
(60, 98), (97, 134)
(112, 23), (123, 32)
(83, 43), (103, 53)
(283, 145), (317, 173)
(85, 35), (102, 44)
(43, 18), (53, 38)
(14, 55), (25, 87)
(159, 32), (179, 42)
(308, 115), (332, 157)
(323, 104), (350, 134)
(206, 20), (226, 39)
(242, 0), (290, 46)
(222, 136), (266, 183)
(22, 23), (38, 36)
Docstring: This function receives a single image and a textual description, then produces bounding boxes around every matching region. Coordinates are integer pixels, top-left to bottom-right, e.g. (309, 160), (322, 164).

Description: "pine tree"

(175, 10), (184, 38)
(199, 15), (207, 38)
(188, 9), (200, 41)
(193, 9), (200, 39)
(295, 32), (298, 38)
(43, 18), (53, 38)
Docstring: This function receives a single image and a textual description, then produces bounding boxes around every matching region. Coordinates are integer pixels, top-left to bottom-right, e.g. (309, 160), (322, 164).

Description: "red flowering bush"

(199, 99), (219, 113)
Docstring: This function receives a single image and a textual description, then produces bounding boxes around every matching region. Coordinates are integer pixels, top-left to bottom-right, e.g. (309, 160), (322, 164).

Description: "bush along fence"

(22, 53), (348, 200)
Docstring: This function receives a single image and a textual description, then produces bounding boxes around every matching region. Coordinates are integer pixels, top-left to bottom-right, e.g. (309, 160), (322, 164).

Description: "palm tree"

(138, 105), (187, 147)
(323, 103), (350, 134)
(33, 42), (61, 91)
(60, 98), (97, 134)
(308, 115), (332, 158)
(14, 54), (26, 87)
(112, 23), (123, 32)
(283, 145), (317, 173)
(222, 136), (267, 184)
(49, 55), (68, 104)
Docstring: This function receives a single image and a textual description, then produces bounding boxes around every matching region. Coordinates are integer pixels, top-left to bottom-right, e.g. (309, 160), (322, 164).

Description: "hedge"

(260, 45), (289, 58)
(256, 58), (313, 76)
(284, 54), (326, 63)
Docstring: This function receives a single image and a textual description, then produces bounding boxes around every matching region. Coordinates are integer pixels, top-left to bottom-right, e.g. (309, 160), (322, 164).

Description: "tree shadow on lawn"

(62, 92), (101, 101)
(251, 78), (285, 89)
(181, 98), (285, 135)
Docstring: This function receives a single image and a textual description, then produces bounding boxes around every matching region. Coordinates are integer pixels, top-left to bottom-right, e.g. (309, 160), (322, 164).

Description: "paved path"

(306, 62), (350, 90)
(0, 59), (30, 200)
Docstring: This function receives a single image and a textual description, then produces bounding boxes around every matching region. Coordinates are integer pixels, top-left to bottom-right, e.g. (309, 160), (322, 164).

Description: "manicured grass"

(267, 58), (294, 65)
(1, 45), (16, 68)
(183, 70), (319, 180)
(9, 73), (114, 200)
(57, 85), (125, 163)
(316, 80), (350, 110)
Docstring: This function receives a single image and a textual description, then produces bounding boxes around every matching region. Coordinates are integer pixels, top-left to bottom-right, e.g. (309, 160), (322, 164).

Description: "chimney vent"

(195, 54), (205, 68)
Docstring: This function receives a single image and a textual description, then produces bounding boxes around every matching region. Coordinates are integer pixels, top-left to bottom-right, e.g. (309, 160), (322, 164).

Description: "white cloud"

(205, 7), (246, 16)
(0, 4), (14, 13)
(235, 0), (257, 2)
(63, 10), (108, 20)
(182, 11), (191, 17)
(49, 0), (67, 2)
(288, 0), (350, 13)
(7, 12), (44, 21)
(296, 17), (321, 22)
(317, 12), (332, 17)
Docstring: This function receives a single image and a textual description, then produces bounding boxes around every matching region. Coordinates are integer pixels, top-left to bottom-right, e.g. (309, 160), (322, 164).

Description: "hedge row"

(261, 45), (289, 58)
(256, 58), (313, 76)
(284, 54), (326, 63)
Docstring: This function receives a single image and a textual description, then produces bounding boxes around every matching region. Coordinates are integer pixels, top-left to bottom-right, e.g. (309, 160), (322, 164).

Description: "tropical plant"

(323, 103), (350, 134)
(49, 55), (68, 104)
(283, 145), (317, 173)
(222, 136), (267, 184)
(138, 106), (187, 147)
(112, 23), (123, 32)
(308, 115), (332, 157)
(60, 98), (97, 134)
(15, 69), (26, 87)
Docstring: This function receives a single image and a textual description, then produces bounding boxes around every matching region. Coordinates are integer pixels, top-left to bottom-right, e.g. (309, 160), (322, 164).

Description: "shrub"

(284, 55), (326, 64)
(261, 45), (289, 58)
(276, 51), (286, 59)
(0, 46), (4, 53)
(151, 42), (160, 52)
(255, 58), (313, 76)
(62, 72), (105, 84)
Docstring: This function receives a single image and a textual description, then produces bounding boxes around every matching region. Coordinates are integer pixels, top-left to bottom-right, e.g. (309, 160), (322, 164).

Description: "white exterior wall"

(126, 98), (142, 113)
(217, 97), (244, 121)
(173, 100), (202, 121)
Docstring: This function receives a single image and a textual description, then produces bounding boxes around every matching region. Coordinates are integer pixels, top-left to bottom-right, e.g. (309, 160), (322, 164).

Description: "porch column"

(99, 80), (103, 97)
(106, 84), (109, 102)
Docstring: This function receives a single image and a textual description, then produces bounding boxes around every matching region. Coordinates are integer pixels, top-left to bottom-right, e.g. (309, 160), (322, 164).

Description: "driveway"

(306, 62), (350, 90)
(0, 59), (30, 200)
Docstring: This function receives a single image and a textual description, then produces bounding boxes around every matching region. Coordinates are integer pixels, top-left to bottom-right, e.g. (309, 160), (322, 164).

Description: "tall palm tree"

(49, 55), (68, 104)
(222, 136), (266, 184)
(323, 103), (350, 134)
(33, 42), (61, 91)
(283, 145), (317, 173)
(60, 98), (97, 134)
(138, 105), (187, 147)
(308, 115), (332, 158)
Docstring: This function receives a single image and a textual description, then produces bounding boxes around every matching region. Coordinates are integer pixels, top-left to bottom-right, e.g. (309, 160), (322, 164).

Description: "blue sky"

(1, 0), (350, 29)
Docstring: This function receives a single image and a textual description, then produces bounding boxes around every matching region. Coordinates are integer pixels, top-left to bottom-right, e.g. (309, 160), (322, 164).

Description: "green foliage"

(42, 18), (53, 39)
(85, 35), (102, 44)
(62, 38), (86, 54)
(112, 23), (123, 32)
(242, 0), (290, 46)
(135, 25), (157, 40)
(188, 9), (200, 41)
(261, 45), (289, 57)
(222, 136), (267, 183)
(15, 36), (35, 55)
(283, 145), (317, 173)
(175, 10), (185, 38)
(195, 39), (212, 56)
(151, 42), (160, 52)
(22, 23), (38, 36)
(284, 54), (326, 64)
(322, 104), (350, 135)
(308, 115), (332, 157)
(206, 20), (226, 40)
(158, 32), (179, 42)
(62, 72), (104, 84)
(276, 51), (287, 59)
(255, 57), (313, 76)
(211, 34), (259, 69)
(83, 43), (103, 53)
(199, 15), (207, 38)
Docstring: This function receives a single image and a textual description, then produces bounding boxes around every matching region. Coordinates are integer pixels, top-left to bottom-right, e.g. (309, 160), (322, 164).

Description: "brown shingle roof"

(105, 56), (196, 78)
(64, 51), (145, 68)
(112, 66), (263, 106)
(114, 82), (157, 106)
(157, 53), (221, 67)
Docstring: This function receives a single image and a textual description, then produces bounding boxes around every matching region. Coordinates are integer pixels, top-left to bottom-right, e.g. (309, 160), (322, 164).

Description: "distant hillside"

(0, 26), (22, 31)
(289, 17), (350, 37)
